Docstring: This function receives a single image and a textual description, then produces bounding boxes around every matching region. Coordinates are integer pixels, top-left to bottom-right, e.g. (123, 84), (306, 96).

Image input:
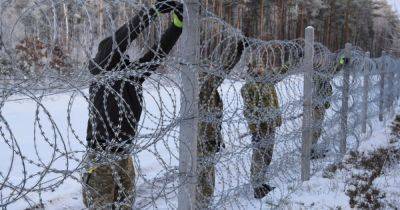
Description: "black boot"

(254, 184), (275, 199)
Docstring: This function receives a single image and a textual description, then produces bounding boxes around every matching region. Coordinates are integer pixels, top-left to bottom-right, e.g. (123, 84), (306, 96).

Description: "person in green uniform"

(196, 33), (245, 208)
(241, 49), (287, 199)
(310, 54), (348, 159)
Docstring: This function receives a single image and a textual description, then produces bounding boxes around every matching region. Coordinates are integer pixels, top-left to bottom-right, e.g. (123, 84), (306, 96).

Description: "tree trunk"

(277, 0), (285, 40)
(99, 0), (104, 36)
(242, 0), (261, 37)
(63, 3), (69, 51)
(232, 0), (239, 28)
(259, 0), (264, 36)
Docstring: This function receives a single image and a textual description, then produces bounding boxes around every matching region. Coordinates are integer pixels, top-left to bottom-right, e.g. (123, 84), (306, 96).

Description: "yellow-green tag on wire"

(172, 12), (183, 28)
(88, 167), (96, 174)
(339, 55), (345, 65)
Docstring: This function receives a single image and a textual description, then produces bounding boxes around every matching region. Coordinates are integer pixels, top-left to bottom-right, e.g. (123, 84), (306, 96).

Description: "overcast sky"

(387, 0), (400, 15)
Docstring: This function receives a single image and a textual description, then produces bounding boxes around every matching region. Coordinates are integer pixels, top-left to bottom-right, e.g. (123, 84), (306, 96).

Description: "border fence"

(0, 1), (400, 209)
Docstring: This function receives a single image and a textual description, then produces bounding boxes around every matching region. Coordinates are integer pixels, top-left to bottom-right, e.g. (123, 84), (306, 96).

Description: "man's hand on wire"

(172, 3), (183, 21)
(154, 0), (183, 27)
(171, 3), (183, 28)
(155, 0), (181, 14)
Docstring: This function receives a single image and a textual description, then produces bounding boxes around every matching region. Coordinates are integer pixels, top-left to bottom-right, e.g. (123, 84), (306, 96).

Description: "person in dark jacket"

(82, 1), (183, 209)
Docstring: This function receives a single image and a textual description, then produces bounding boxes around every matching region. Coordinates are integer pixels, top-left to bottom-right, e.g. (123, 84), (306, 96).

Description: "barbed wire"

(0, 1), (399, 209)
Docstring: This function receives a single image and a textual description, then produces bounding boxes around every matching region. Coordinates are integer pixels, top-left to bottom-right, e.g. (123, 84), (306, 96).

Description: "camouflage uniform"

(196, 73), (224, 209)
(311, 54), (346, 148)
(241, 48), (288, 189)
(241, 81), (282, 189)
(311, 75), (333, 146)
(82, 154), (135, 210)
(195, 32), (245, 208)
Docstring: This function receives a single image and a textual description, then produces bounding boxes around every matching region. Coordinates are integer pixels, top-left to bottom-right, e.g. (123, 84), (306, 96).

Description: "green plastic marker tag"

(339, 56), (345, 65)
(172, 12), (183, 28)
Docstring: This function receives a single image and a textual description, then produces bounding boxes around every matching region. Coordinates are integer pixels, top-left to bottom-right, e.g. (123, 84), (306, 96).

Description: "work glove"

(172, 3), (183, 21)
(154, 1), (183, 27)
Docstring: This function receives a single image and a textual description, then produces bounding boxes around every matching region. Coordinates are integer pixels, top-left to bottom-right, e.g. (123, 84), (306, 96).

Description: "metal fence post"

(339, 43), (351, 158)
(178, 1), (200, 209)
(362, 52), (370, 134)
(301, 26), (314, 181)
(379, 51), (386, 122)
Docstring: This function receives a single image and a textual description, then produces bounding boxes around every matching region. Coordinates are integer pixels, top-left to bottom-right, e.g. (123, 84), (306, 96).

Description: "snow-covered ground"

(1, 77), (399, 209)
(284, 120), (400, 209)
